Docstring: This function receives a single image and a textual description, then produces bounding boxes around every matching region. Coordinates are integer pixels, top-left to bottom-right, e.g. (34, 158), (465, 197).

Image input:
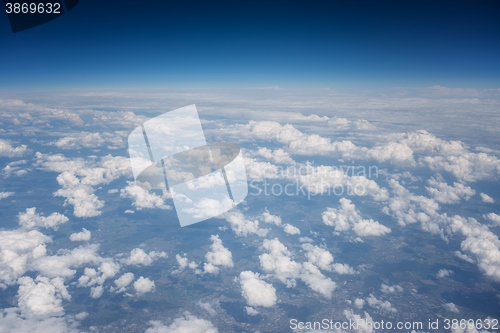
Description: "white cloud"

(173, 254), (189, 273)
(301, 244), (334, 271)
(121, 248), (167, 266)
(146, 313), (218, 333)
(69, 228), (91, 242)
(245, 306), (259, 316)
(17, 276), (70, 317)
(0, 308), (82, 333)
(77, 261), (121, 296)
(18, 208), (69, 230)
(239, 271), (277, 308)
(202, 235), (233, 275)
(120, 182), (171, 210)
(437, 269), (454, 278)
(254, 147), (295, 165)
(90, 285), (103, 299)
(382, 179), (441, 227)
(365, 294), (397, 313)
(0, 139), (28, 157)
(0, 191), (14, 200)
(2, 160), (29, 177)
(380, 283), (403, 293)
(112, 272), (135, 293)
(133, 276), (155, 294)
(344, 309), (376, 333)
(484, 213), (500, 226)
(223, 211), (269, 237)
(35, 153), (132, 218)
(54, 184), (103, 218)
(283, 224), (301, 235)
(443, 302), (459, 313)
(302, 239), (355, 274)
(322, 198), (391, 237)
(426, 178), (475, 204)
(260, 210), (282, 226)
(480, 193), (494, 203)
(259, 238), (336, 298)
(0, 229), (51, 286)
(32, 244), (105, 279)
(354, 298), (365, 309)
(331, 263), (356, 275)
(49, 131), (125, 150)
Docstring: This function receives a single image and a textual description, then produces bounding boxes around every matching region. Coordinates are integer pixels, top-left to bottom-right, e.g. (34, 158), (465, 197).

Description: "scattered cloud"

(121, 248), (167, 266)
(322, 198), (391, 237)
(18, 208), (69, 230)
(239, 271), (277, 308)
(69, 228), (91, 242)
(133, 276), (155, 295)
(437, 269), (454, 278)
(146, 312), (218, 333)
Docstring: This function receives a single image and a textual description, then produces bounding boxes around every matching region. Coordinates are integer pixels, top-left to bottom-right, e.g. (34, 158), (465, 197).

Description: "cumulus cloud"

(223, 211), (269, 237)
(0, 229), (51, 286)
(111, 272), (135, 293)
(0, 191), (14, 200)
(146, 313), (218, 333)
(322, 198), (391, 237)
(35, 153), (132, 218)
(0, 308), (82, 333)
(2, 160), (29, 177)
(133, 276), (155, 294)
(201, 235), (233, 275)
(17, 276), (70, 317)
(50, 131), (125, 150)
(380, 283), (403, 293)
(365, 294), (397, 313)
(120, 182), (171, 210)
(354, 298), (365, 309)
(443, 302), (459, 313)
(121, 248), (167, 266)
(480, 193), (494, 203)
(69, 228), (91, 242)
(382, 179), (441, 227)
(245, 306), (259, 316)
(259, 238), (336, 298)
(484, 213), (500, 226)
(437, 269), (454, 278)
(254, 147), (296, 165)
(0, 139), (28, 157)
(18, 208), (69, 230)
(283, 224), (301, 235)
(426, 178), (475, 204)
(173, 254), (189, 273)
(32, 244), (106, 279)
(77, 261), (121, 298)
(239, 271), (277, 307)
(53, 171), (104, 218)
(301, 244), (334, 271)
(343, 310), (375, 333)
(260, 210), (282, 226)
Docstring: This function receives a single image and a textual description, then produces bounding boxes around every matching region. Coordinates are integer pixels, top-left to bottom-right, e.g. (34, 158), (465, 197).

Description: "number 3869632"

(6, 2), (61, 14)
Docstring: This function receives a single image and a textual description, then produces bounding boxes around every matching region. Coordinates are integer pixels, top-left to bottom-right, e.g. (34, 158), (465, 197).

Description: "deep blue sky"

(1, 0), (499, 89)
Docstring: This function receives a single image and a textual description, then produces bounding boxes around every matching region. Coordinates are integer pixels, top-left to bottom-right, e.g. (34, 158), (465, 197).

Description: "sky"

(0, 0), (500, 89)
